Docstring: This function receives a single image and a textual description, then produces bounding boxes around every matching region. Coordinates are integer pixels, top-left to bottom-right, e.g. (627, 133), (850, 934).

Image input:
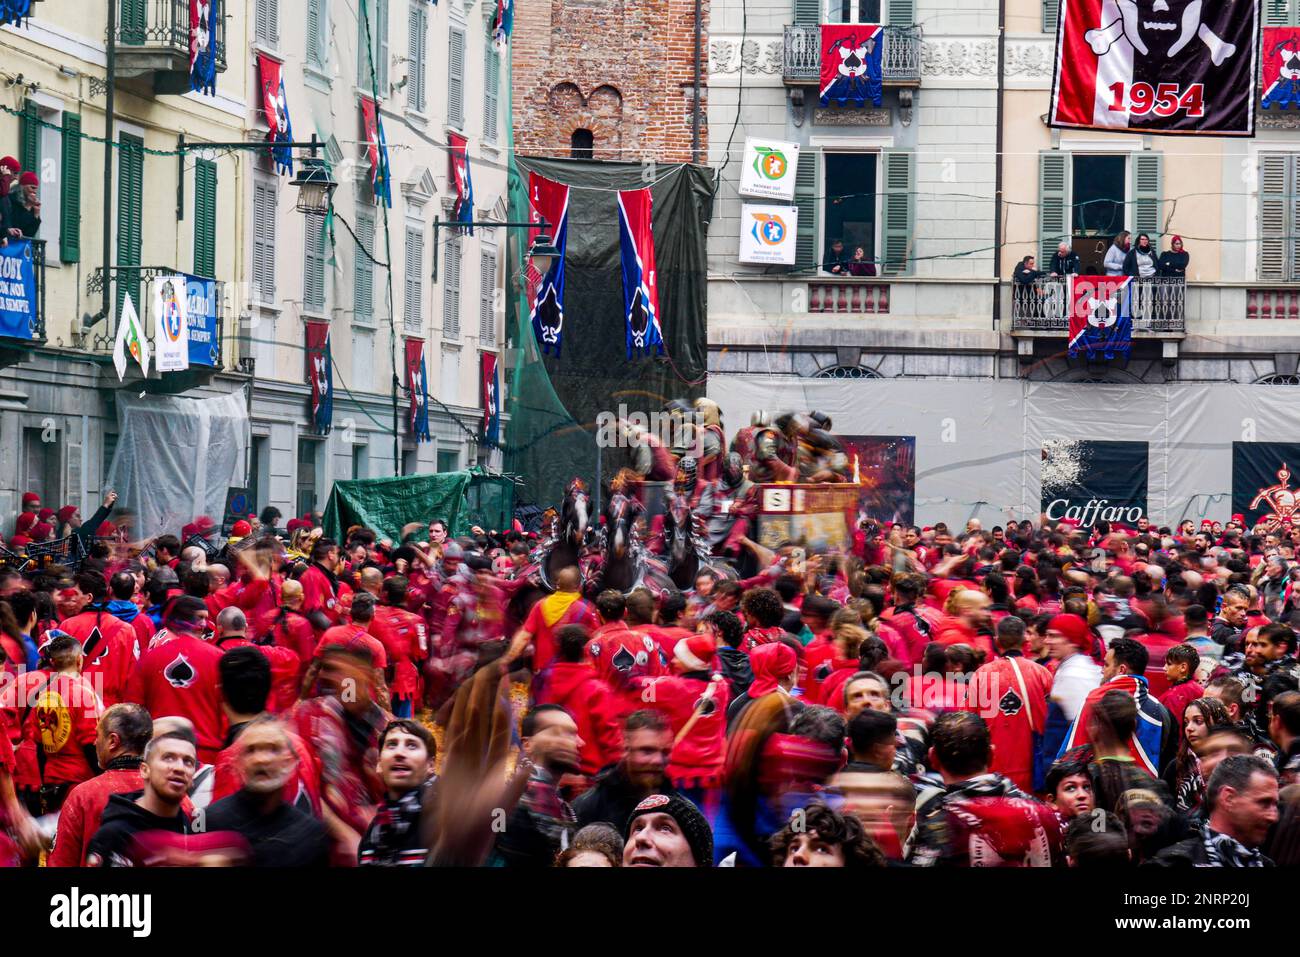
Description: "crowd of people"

(1, 471), (1298, 869)
(0, 154), (41, 244)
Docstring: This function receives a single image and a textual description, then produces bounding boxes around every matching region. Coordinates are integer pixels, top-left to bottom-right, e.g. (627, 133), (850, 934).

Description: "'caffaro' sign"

(1040, 439), (1149, 529)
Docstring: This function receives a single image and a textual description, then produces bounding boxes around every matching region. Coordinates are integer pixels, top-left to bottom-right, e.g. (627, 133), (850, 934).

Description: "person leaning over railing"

(1013, 255), (1047, 320)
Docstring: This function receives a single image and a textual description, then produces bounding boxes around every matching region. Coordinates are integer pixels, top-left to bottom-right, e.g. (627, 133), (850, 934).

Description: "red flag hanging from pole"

(404, 337), (430, 442)
(482, 352), (500, 445)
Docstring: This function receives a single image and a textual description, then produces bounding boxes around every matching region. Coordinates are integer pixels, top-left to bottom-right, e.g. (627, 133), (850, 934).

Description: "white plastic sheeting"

(707, 375), (1300, 527)
(105, 391), (249, 539)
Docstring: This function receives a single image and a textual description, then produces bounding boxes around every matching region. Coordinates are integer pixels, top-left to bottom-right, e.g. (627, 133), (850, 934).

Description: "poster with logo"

(184, 274), (218, 368)
(1262, 28), (1300, 110)
(739, 204), (798, 265)
(1232, 442), (1300, 532)
(0, 238), (37, 340)
(739, 138), (799, 201)
(152, 275), (190, 372)
(1041, 439), (1148, 528)
(837, 434), (916, 526)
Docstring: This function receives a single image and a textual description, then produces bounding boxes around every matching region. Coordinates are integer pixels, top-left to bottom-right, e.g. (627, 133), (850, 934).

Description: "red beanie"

(674, 634), (716, 672)
(31, 522), (52, 540)
(181, 523), (196, 540)
(18, 171), (38, 188)
(9, 534), (30, 548)
(748, 642), (798, 697)
(231, 520), (252, 537)
(37, 507), (54, 521)
(57, 505), (77, 524)
(285, 518), (307, 534)
(21, 492), (39, 506)
(1048, 613), (1092, 653)
(15, 512), (35, 533)
(0, 157), (18, 172)
(97, 521), (115, 536)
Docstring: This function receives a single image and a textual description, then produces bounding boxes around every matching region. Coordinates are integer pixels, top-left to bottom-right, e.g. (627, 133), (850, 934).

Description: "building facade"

(0, 0), (508, 527)
(706, 0), (1300, 386)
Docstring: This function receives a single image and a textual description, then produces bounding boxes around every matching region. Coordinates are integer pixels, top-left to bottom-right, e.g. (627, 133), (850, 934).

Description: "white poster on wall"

(738, 138), (799, 201)
(152, 274), (191, 372)
(739, 204), (799, 265)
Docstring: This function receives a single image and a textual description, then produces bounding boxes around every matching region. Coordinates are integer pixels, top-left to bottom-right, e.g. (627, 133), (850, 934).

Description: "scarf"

(1201, 826), (1268, 867)
(364, 788), (427, 865)
(540, 590), (581, 628)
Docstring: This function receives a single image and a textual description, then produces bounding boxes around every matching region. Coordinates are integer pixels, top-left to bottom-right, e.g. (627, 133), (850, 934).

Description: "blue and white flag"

(189, 1), (219, 97)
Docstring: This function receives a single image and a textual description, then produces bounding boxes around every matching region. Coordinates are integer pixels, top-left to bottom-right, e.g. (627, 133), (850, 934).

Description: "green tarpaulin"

(322, 471), (515, 543)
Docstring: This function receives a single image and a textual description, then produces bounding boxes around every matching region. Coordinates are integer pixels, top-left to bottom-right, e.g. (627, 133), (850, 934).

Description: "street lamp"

(528, 234), (561, 277)
(431, 218), (553, 283)
(290, 154), (338, 216)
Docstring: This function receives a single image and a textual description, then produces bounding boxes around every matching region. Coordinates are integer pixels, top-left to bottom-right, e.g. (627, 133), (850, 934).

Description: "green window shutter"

(307, 0), (325, 68)
(377, 0), (390, 93)
(19, 99), (39, 174)
(121, 0), (146, 44)
(1292, 156), (1300, 281)
(1131, 151), (1163, 247)
(793, 152), (819, 272)
(407, 1), (426, 112)
(886, 0), (915, 25)
(449, 27), (466, 129)
(355, 210), (375, 320)
(484, 44), (500, 143)
(793, 0), (820, 27)
(1037, 150), (1069, 266)
(60, 113), (81, 264)
(194, 159), (217, 277)
(1042, 0), (1060, 33)
(1263, 0), (1293, 26)
(1259, 154), (1287, 281)
(881, 148), (915, 275)
(304, 213), (326, 313)
(115, 133), (144, 322)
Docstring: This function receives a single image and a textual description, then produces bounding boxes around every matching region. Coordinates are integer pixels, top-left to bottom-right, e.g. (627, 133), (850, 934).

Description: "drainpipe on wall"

(692, 0), (703, 164)
(992, 0), (1006, 336)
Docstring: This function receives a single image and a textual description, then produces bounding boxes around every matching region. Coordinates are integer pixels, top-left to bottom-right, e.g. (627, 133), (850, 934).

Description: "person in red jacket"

(1158, 642), (1203, 742)
(213, 607), (301, 714)
(127, 596), (227, 765)
(299, 538), (350, 633)
(20, 633), (104, 811)
(963, 616), (1053, 793)
(514, 565), (598, 672)
(586, 589), (666, 690)
(880, 573), (940, 667)
(813, 613), (873, 710)
(638, 591), (693, 660)
(738, 587), (787, 650)
(369, 577), (428, 719)
(106, 571), (154, 657)
(932, 588), (997, 663)
(48, 703), (153, 867)
(534, 624), (622, 779)
(255, 580), (316, 676)
(57, 571), (138, 706)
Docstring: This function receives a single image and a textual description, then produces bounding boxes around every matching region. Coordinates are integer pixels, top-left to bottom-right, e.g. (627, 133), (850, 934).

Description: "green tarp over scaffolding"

(322, 470), (515, 543)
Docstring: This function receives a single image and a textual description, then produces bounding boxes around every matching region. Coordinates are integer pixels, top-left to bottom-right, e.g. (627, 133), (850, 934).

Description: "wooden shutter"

(121, 0), (146, 44)
(257, 0), (279, 45)
(60, 113), (81, 263)
(484, 44), (500, 143)
(304, 213), (326, 313)
(1038, 150), (1069, 266)
(793, 0), (820, 27)
(1042, 0), (1060, 32)
(193, 159), (217, 277)
(443, 240), (461, 338)
(307, 0), (324, 67)
(886, 0), (914, 25)
(479, 249), (496, 343)
(404, 225), (424, 328)
(448, 27), (465, 129)
(355, 210), (375, 319)
(1131, 151), (1163, 246)
(253, 181), (277, 303)
(1263, 0), (1294, 26)
(1258, 153), (1289, 280)
(793, 152), (819, 272)
(19, 99), (39, 174)
(880, 149), (915, 275)
(115, 134), (144, 322)
(407, 2), (426, 111)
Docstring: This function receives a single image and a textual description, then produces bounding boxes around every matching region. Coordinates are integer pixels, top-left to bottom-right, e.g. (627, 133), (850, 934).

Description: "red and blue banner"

(492, 0), (514, 46)
(1262, 28), (1300, 110)
(616, 188), (664, 358)
(528, 172), (569, 356)
(360, 96), (392, 207)
(1049, 0), (1258, 135)
(189, 1), (219, 97)
(305, 321), (333, 435)
(819, 24), (884, 108)
(0, 239), (37, 340)
(1068, 275), (1133, 360)
(482, 352), (501, 446)
(257, 54), (293, 175)
(405, 337), (431, 442)
(449, 132), (474, 235)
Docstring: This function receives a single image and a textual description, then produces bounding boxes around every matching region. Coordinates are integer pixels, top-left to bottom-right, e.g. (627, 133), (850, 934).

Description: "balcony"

(115, 0), (227, 96)
(87, 265), (226, 393)
(0, 238), (45, 370)
(809, 279), (890, 314)
(783, 25), (921, 87)
(1008, 277), (1186, 337)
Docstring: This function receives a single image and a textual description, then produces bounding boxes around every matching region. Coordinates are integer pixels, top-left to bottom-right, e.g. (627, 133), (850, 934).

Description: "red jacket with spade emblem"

(963, 652), (1053, 793)
(57, 608), (138, 706)
(127, 633), (227, 763)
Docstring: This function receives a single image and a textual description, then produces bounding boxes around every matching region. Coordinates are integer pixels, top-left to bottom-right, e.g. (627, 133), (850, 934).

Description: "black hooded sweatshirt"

(86, 790), (191, 866)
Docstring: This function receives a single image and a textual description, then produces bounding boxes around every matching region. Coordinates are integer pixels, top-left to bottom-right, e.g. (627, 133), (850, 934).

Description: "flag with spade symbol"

(616, 188), (664, 359)
(1068, 275), (1133, 360)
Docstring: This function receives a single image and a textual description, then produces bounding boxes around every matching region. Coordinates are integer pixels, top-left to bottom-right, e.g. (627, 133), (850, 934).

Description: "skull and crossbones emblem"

(1084, 0), (1237, 67)
(1086, 294), (1119, 328)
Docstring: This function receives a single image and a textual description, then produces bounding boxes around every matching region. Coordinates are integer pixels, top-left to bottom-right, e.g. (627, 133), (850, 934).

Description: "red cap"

(21, 492), (39, 506)
(181, 523), (195, 540)
(97, 521), (115, 536)
(1048, 613), (1092, 652)
(194, 515), (215, 532)
(285, 518), (308, 533)
(30, 522), (52, 540)
(1200, 520), (1213, 529)
(673, 634), (716, 671)
(1231, 513), (1245, 525)
(15, 512), (35, 533)
(0, 157), (18, 171)
(748, 643), (798, 697)
(37, 507), (54, 521)
(18, 171), (38, 187)
(56, 505), (77, 524)
(9, 534), (30, 548)
(231, 520), (252, 537)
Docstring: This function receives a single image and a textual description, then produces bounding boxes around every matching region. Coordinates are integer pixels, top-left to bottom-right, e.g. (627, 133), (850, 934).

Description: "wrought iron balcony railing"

(116, 0), (227, 85)
(783, 25), (921, 86)
(1010, 276), (1186, 334)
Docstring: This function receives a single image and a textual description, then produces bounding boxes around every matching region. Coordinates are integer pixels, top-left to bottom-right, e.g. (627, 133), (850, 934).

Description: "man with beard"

(1228, 622), (1300, 740)
(86, 729), (198, 866)
(358, 719), (437, 866)
(1210, 589), (1249, 653)
(204, 717), (329, 867)
(622, 792), (714, 867)
(573, 710), (677, 829)
(1148, 755), (1279, 866)
(490, 704), (580, 866)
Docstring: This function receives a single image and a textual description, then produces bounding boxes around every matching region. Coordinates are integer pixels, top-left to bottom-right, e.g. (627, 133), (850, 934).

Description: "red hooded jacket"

(631, 671), (731, 786)
(57, 609), (138, 706)
(535, 662), (623, 776)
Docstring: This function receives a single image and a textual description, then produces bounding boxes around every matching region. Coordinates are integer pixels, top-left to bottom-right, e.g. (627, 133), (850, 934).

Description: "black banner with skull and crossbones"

(1050, 0), (1259, 135)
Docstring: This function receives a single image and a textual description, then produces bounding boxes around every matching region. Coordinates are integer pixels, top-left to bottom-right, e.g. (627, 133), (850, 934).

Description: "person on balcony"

(0, 156), (20, 245)
(1104, 231), (1131, 276)
(847, 246), (877, 277)
(1013, 255), (1047, 319)
(1158, 235), (1189, 280)
(822, 239), (851, 275)
(7, 172), (41, 239)
(1049, 242), (1080, 277)
(1122, 233), (1157, 279)
(1014, 255), (1044, 286)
